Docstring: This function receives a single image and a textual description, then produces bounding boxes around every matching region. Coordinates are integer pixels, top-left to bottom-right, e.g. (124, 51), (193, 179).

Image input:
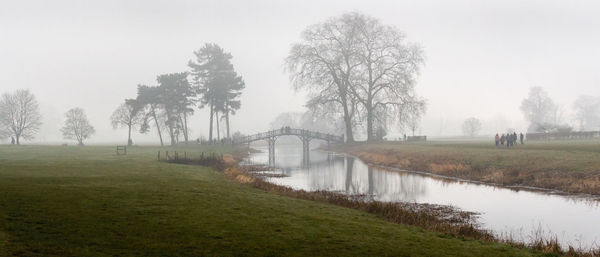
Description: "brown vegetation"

(329, 142), (600, 195)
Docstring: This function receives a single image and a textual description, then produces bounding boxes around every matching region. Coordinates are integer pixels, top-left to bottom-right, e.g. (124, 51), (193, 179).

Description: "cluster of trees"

(285, 12), (426, 142)
(462, 86), (600, 137)
(520, 87), (600, 133)
(111, 43), (245, 146)
(0, 89), (95, 145)
(520, 86), (566, 132)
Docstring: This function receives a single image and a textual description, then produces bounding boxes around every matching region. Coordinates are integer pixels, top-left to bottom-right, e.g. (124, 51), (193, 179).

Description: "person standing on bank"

(520, 133), (524, 144)
(495, 133), (499, 147)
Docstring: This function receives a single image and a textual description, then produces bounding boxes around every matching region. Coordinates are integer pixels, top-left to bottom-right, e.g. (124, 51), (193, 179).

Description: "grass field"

(329, 140), (600, 195)
(0, 145), (552, 256)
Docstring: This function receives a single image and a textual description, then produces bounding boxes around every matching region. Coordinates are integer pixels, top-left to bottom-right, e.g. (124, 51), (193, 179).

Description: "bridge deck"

(233, 128), (344, 145)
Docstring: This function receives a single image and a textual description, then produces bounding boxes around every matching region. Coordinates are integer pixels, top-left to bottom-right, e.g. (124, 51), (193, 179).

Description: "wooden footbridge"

(233, 128), (344, 164)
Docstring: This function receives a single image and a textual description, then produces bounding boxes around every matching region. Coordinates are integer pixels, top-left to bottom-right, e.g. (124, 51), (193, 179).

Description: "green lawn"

(0, 145), (552, 256)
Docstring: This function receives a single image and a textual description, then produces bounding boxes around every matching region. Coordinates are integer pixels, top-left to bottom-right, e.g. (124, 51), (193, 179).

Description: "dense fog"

(1, 0), (599, 144)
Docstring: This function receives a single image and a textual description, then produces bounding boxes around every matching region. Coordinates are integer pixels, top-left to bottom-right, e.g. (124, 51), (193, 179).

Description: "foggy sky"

(1, 0), (599, 144)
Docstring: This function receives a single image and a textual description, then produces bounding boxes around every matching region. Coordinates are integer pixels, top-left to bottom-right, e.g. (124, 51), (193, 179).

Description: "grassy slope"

(0, 145), (549, 256)
(330, 140), (600, 194)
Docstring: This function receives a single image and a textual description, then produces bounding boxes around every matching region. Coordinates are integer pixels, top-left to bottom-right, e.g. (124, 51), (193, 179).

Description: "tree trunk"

(216, 111), (220, 141)
(209, 103), (214, 143)
(225, 104), (230, 139)
(340, 91), (354, 143)
(366, 107), (374, 141)
(168, 123), (176, 146)
(127, 122), (132, 146)
(151, 107), (163, 146)
(366, 65), (374, 142)
(342, 111), (354, 143)
(182, 112), (189, 144)
(16, 135), (20, 145)
(366, 95), (374, 141)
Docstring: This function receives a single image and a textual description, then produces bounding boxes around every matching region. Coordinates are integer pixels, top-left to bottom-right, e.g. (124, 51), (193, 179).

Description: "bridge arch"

(233, 128), (344, 165)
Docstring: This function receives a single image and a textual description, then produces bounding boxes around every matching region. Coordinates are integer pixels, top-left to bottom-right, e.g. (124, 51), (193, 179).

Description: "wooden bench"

(116, 145), (127, 155)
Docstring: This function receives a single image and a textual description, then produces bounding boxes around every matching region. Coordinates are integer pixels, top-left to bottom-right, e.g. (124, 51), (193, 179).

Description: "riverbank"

(327, 141), (600, 196)
(234, 157), (600, 256)
(0, 145), (548, 256)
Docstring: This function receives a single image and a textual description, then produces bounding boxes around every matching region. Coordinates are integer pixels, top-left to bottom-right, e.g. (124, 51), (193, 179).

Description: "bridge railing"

(233, 128), (344, 145)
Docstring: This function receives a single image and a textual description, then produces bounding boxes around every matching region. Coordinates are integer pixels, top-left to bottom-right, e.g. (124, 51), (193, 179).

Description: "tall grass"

(329, 142), (600, 195)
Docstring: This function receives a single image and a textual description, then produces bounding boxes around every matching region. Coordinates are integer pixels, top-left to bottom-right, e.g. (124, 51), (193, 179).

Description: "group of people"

(280, 126), (292, 133)
(494, 132), (524, 147)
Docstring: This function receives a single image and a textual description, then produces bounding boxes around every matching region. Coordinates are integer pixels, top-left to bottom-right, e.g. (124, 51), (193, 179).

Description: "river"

(243, 144), (600, 249)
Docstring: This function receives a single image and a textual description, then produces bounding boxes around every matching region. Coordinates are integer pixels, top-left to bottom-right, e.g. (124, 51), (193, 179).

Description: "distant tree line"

(460, 86), (600, 137)
(111, 43), (245, 146)
(519, 86), (600, 133)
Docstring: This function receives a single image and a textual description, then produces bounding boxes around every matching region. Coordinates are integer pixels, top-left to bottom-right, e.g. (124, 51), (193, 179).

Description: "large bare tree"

(350, 13), (425, 141)
(0, 89), (42, 144)
(286, 12), (426, 142)
(61, 108), (95, 146)
(286, 13), (363, 142)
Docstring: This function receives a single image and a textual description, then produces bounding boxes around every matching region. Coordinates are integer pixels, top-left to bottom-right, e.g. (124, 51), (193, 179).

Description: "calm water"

(243, 144), (600, 249)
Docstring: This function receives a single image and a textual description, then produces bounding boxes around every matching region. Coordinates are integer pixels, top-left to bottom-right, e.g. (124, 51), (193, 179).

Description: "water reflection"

(244, 144), (600, 249)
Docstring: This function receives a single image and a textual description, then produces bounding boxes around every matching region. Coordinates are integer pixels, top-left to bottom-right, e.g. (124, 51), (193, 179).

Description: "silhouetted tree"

(61, 108), (95, 146)
(0, 89), (42, 144)
(573, 95), (600, 131)
(189, 43), (244, 141)
(156, 72), (195, 145)
(110, 99), (144, 146)
(462, 117), (482, 137)
(402, 103), (426, 136)
(286, 13), (362, 142)
(136, 85), (165, 146)
(286, 12), (426, 142)
(520, 87), (558, 132)
(349, 13), (425, 141)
